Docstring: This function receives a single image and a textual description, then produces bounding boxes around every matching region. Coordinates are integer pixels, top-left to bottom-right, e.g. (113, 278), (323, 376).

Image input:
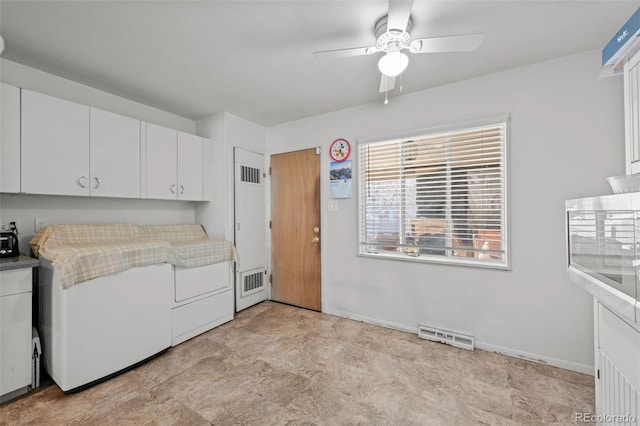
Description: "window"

(358, 118), (509, 268)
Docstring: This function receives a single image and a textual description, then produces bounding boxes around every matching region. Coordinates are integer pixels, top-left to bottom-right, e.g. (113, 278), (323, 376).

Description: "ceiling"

(1, 1), (638, 127)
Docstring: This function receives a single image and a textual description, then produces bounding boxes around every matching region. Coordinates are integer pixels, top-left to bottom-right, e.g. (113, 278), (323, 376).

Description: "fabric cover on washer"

(141, 224), (239, 267)
(31, 223), (238, 288)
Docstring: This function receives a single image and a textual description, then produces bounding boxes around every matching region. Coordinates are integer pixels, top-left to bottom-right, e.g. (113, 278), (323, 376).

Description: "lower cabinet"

(171, 262), (234, 346)
(0, 269), (32, 401)
(595, 301), (640, 423)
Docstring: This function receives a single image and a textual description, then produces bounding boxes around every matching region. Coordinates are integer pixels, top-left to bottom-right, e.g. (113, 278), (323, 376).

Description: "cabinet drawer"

(0, 269), (32, 297)
(174, 262), (230, 303)
(172, 289), (233, 339)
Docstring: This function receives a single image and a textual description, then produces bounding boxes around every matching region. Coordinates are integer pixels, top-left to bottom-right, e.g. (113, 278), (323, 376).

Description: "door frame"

(266, 146), (326, 310)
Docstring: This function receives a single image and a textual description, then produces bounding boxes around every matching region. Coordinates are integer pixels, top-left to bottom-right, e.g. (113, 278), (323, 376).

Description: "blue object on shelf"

(603, 7), (640, 67)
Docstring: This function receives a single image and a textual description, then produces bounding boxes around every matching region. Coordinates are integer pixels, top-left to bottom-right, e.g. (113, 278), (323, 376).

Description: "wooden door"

(146, 123), (177, 200)
(271, 148), (321, 311)
(21, 90), (90, 196)
(90, 108), (141, 198)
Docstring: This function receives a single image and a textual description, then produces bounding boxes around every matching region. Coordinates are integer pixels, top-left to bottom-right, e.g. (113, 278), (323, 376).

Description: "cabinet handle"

(180, 185), (185, 194)
(170, 184), (176, 194)
(94, 177), (102, 189)
(77, 176), (86, 188)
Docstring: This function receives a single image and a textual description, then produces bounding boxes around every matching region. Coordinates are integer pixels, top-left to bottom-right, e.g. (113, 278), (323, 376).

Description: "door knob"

(313, 227), (320, 233)
(312, 237), (320, 243)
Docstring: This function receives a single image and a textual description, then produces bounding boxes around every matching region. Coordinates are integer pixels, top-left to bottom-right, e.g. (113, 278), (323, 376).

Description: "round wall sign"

(329, 138), (351, 162)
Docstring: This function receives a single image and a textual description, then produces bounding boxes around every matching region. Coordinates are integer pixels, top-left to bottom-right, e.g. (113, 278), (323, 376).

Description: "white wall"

(195, 112), (266, 241)
(1, 59), (195, 132)
(0, 59), (199, 251)
(1, 194), (195, 251)
(195, 113), (227, 239)
(266, 50), (625, 373)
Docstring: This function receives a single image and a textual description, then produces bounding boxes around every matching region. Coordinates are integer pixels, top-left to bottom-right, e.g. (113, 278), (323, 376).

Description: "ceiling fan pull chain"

(384, 76), (389, 104)
(399, 73), (403, 92)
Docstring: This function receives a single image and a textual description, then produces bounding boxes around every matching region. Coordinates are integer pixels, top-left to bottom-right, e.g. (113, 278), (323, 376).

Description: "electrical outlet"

(34, 218), (46, 232)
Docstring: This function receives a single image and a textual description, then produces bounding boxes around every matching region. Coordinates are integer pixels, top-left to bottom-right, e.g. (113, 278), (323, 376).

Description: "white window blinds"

(358, 121), (508, 268)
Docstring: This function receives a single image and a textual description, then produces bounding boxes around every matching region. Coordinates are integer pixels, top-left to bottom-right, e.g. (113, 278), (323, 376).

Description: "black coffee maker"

(0, 230), (19, 258)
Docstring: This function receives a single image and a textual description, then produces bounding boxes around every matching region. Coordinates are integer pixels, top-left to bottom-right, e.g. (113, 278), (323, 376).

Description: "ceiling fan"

(314, 0), (483, 101)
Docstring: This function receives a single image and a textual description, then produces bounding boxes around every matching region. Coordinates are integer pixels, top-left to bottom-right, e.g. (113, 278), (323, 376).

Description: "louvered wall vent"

(418, 324), (475, 351)
(241, 269), (265, 297)
(240, 166), (261, 184)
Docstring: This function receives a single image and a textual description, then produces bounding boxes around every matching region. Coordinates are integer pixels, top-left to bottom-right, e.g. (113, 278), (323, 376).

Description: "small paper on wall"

(330, 159), (352, 199)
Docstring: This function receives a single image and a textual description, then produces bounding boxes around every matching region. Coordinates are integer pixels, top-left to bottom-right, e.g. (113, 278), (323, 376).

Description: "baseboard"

(326, 308), (419, 334)
(325, 308), (593, 375)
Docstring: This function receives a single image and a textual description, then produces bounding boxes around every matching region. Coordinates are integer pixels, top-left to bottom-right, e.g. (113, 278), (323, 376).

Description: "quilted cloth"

(31, 223), (238, 288)
(141, 224), (239, 267)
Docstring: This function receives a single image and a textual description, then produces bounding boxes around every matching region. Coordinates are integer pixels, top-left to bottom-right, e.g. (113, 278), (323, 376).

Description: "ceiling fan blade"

(387, 0), (413, 32)
(379, 74), (396, 92)
(313, 46), (374, 60)
(411, 33), (484, 54)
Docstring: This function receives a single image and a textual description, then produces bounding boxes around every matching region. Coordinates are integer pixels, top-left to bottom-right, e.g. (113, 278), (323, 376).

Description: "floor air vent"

(241, 269), (265, 297)
(418, 324), (475, 351)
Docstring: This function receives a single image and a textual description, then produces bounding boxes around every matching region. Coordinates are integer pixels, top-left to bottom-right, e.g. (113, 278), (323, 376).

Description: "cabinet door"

(21, 90), (90, 196)
(0, 269), (32, 396)
(597, 303), (640, 420)
(146, 123), (177, 200)
(90, 108), (141, 198)
(626, 51), (640, 175)
(177, 131), (203, 201)
(1, 84), (20, 193)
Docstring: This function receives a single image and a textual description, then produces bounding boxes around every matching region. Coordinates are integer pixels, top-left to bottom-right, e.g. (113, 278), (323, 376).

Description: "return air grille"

(240, 166), (261, 184)
(241, 269), (265, 297)
(418, 324), (475, 351)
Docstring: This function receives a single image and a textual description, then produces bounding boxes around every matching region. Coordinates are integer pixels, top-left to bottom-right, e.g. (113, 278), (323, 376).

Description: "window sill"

(357, 250), (511, 271)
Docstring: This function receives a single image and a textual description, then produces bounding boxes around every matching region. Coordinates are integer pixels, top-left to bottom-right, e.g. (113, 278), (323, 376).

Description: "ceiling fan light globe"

(378, 51), (409, 77)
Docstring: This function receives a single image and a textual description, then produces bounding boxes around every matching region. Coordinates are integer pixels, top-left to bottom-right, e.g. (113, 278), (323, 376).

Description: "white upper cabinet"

(625, 50), (640, 175)
(21, 90), (90, 196)
(145, 123), (204, 201)
(146, 123), (178, 200)
(11, 88), (206, 201)
(90, 108), (141, 198)
(177, 131), (203, 201)
(1, 83), (20, 193)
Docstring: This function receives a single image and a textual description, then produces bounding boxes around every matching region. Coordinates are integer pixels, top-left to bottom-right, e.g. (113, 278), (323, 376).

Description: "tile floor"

(1, 301), (594, 425)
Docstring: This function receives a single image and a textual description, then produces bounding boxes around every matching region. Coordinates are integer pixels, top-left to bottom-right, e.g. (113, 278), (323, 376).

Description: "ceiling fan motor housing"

(374, 15), (412, 53)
